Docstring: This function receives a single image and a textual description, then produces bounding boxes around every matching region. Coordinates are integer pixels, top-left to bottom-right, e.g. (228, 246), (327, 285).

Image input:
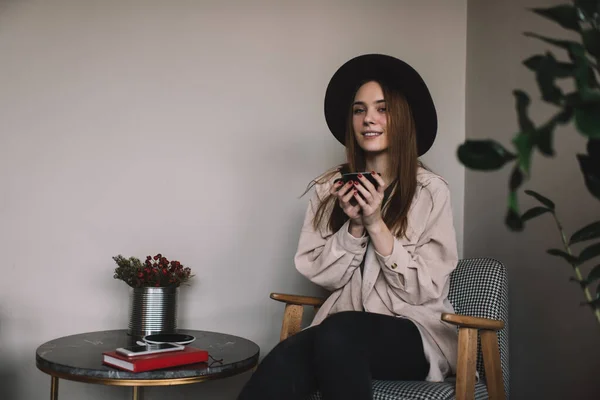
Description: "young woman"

(238, 54), (459, 400)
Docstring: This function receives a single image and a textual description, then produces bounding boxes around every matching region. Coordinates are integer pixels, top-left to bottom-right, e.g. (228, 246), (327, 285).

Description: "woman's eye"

(353, 108), (365, 115)
(378, 107), (387, 113)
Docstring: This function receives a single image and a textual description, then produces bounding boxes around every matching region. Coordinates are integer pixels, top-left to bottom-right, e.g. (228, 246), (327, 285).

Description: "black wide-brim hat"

(324, 54), (437, 156)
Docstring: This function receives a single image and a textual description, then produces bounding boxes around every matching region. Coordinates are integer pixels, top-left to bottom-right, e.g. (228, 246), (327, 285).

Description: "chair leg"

(455, 327), (477, 400)
(481, 330), (505, 400)
(280, 304), (303, 341)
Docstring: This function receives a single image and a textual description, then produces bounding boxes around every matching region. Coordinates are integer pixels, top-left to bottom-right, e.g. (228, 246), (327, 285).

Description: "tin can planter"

(128, 286), (179, 337)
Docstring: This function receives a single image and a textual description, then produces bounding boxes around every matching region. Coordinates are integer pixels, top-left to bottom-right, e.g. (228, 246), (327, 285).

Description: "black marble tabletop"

(36, 329), (260, 382)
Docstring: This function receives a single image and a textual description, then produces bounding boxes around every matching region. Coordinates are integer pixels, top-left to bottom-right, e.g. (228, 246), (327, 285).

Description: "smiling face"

(351, 81), (389, 153)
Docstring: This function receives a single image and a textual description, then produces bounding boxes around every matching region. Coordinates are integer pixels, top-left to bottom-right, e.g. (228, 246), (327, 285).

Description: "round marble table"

(36, 329), (260, 400)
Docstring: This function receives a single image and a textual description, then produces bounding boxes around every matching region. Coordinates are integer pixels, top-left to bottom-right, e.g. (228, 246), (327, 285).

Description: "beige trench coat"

(294, 167), (459, 382)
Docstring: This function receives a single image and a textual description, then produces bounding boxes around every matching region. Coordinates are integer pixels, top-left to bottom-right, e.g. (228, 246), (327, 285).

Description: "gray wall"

(466, 0), (600, 399)
(0, 1), (466, 399)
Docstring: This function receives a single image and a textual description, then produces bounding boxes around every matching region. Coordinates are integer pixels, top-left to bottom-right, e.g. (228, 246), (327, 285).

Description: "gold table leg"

(50, 376), (59, 400)
(132, 386), (143, 400)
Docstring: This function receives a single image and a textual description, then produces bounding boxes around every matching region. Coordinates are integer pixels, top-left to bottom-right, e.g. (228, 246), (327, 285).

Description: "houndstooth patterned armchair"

(270, 257), (509, 400)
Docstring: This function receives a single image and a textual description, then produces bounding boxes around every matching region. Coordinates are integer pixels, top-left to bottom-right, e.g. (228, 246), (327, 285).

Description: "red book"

(102, 346), (209, 372)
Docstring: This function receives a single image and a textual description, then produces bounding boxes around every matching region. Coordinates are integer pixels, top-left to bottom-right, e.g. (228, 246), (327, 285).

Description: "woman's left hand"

(353, 172), (386, 227)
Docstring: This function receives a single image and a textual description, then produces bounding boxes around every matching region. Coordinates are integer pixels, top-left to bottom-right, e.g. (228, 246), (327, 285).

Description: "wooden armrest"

(448, 312), (507, 400)
(270, 293), (325, 307)
(442, 313), (504, 330)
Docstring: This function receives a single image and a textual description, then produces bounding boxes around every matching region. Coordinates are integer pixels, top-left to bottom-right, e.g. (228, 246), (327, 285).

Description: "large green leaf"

(509, 166), (524, 191)
(531, 5), (581, 32)
(586, 264), (600, 285)
(536, 124), (555, 156)
(512, 91), (535, 174)
(577, 153), (600, 200)
(522, 50), (597, 92)
(565, 92), (600, 142)
(523, 55), (576, 77)
(582, 29), (600, 59)
(574, 103), (600, 138)
(524, 189), (556, 210)
(574, 0), (600, 19)
(534, 54), (565, 104)
(589, 138), (600, 158)
(577, 87), (600, 103)
(547, 248), (580, 265)
(587, 66), (599, 88)
(505, 209), (523, 231)
(570, 221), (600, 244)
(555, 106), (575, 124)
(567, 42), (600, 101)
(514, 90), (535, 132)
(579, 242), (600, 263)
(512, 132), (535, 175)
(505, 191), (523, 231)
(535, 108), (574, 156)
(526, 34), (588, 84)
(457, 140), (517, 170)
(564, 91), (600, 108)
(521, 206), (553, 221)
(568, 44), (600, 140)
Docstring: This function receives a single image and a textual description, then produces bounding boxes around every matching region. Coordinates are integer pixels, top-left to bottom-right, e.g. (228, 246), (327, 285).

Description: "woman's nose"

(364, 109), (375, 125)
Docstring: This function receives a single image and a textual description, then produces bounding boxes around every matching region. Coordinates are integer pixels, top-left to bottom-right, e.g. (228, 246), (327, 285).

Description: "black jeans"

(237, 311), (429, 400)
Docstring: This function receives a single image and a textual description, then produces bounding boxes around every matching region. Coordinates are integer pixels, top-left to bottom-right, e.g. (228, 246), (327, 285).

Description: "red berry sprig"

(113, 254), (193, 288)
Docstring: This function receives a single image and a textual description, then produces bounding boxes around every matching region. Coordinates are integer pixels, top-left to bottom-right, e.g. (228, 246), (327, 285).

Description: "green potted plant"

(113, 253), (194, 336)
(457, 1), (600, 325)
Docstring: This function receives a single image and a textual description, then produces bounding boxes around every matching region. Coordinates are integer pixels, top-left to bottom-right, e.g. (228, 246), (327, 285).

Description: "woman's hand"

(353, 172), (386, 227)
(331, 180), (363, 225)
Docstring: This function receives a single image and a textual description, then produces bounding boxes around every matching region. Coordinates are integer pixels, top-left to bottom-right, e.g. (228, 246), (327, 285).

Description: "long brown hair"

(306, 80), (420, 238)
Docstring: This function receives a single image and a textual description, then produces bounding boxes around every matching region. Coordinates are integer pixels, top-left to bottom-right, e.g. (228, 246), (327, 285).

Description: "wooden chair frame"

(269, 293), (506, 400)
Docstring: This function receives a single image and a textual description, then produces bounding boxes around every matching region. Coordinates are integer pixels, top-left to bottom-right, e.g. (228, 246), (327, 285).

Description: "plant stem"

(552, 213), (600, 325)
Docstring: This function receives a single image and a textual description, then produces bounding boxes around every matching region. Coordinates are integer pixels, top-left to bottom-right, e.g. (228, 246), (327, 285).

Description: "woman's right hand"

(331, 180), (363, 225)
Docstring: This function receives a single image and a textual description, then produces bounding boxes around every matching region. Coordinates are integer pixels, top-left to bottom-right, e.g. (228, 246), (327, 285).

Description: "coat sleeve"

(294, 188), (369, 291)
(374, 179), (458, 305)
